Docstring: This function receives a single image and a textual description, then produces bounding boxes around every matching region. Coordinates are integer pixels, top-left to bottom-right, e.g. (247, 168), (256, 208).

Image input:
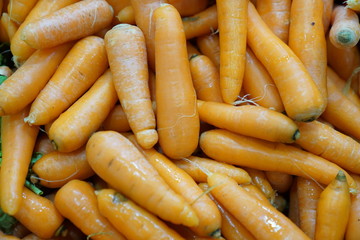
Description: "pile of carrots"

(1, 0), (360, 239)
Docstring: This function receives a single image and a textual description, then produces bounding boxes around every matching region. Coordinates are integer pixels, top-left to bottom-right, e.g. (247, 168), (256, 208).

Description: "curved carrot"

(247, 2), (325, 122)
(116, 5), (135, 25)
(154, 3), (199, 159)
(86, 130), (199, 227)
(197, 100), (299, 143)
(217, 0), (247, 104)
(265, 171), (293, 193)
(1, 12), (19, 41)
(25, 36), (108, 126)
(0, 106), (39, 215)
(21, 0), (113, 49)
(242, 183), (273, 206)
(97, 188), (185, 240)
(54, 180), (126, 240)
(168, 0), (208, 17)
(101, 104), (131, 133)
(105, 24), (158, 149)
(245, 167), (277, 204)
(346, 174), (360, 240)
(199, 129), (357, 190)
(7, 0), (38, 24)
(0, 42), (73, 116)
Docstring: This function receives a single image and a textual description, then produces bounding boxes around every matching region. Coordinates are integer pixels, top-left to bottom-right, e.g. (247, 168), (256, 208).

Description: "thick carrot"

(265, 171), (293, 193)
(199, 129), (357, 190)
(154, 3), (199, 159)
(7, 0), (38, 24)
(245, 168), (277, 204)
(314, 171), (351, 240)
(97, 188), (185, 240)
(105, 24), (158, 149)
(54, 180), (126, 240)
(1, 12), (19, 41)
(86, 130), (199, 227)
(21, 0), (113, 49)
(346, 173), (360, 240)
(247, 2), (325, 122)
(0, 106), (39, 215)
(169, 0), (208, 16)
(0, 42), (73, 116)
(217, 0), (247, 104)
(24, 36), (108, 126)
(207, 172), (310, 240)
(116, 5), (135, 25)
(242, 183), (273, 206)
(196, 33), (220, 68)
(101, 104), (131, 133)
(256, 0), (291, 43)
(197, 100), (299, 143)
(48, 69), (117, 153)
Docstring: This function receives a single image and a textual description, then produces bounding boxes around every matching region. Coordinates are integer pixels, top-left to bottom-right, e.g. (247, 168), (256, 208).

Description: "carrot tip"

(292, 129), (300, 141)
(135, 129), (158, 149)
(210, 228), (222, 238)
(335, 170), (347, 182)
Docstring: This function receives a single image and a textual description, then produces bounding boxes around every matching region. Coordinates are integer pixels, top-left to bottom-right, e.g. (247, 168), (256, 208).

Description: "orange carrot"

(265, 171), (293, 193)
(288, 179), (300, 226)
(7, 0), (38, 24)
(346, 173), (360, 240)
(1, 12), (19, 41)
(322, 0), (334, 33)
(105, 0), (130, 16)
(116, 5), (135, 25)
(33, 133), (55, 155)
(242, 183), (273, 206)
(0, 66), (13, 78)
(169, 0), (208, 17)
(245, 167), (277, 204)
(0, 232), (20, 240)
(196, 33), (220, 68)
(186, 41), (201, 59)
(101, 104), (131, 133)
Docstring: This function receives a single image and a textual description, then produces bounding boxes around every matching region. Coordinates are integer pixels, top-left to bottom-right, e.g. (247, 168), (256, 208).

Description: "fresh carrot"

(154, 3), (199, 159)
(168, 0), (208, 17)
(182, 4), (218, 40)
(24, 36), (108, 126)
(186, 41), (201, 59)
(196, 33), (220, 68)
(97, 188), (185, 240)
(105, 24), (158, 149)
(86, 130), (199, 227)
(101, 104), (131, 133)
(0, 42), (73, 116)
(242, 183), (273, 206)
(0, 106), (39, 215)
(329, 5), (360, 49)
(265, 171), (293, 193)
(199, 129), (357, 190)
(346, 0), (360, 11)
(54, 180), (126, 240)
(288, 180), (300, 226)
(21, 0), (113, 49)
(116, 5), (135, 25)
(1, 12), (19, 41)
(322, 0), (334, 33)
(189, 54), (223, 102)
(0, 232), (20, 240)
(197, 100), (299, 143)
(245, 167), (277, 204)
(247, 2), (325, 122)
(217, 0), (247, 104)
(105, 0), (130, 16)
(314, 170), (351, 240)
(33, 133), (55, 155)
(7, 0), (38, 24)
(346, 173), (360, 240)
(256, 0), (291, 43)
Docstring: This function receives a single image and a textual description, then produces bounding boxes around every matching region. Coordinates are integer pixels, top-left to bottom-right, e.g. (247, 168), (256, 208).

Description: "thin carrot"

(116, 5), (135, 25)
(265, 171), (293, 193)
(1, 12), (19, 41)
(197, 100), (299, 143)
(21, 0), (113, 49)
(86, 130), (199, 227)
(54, 180), (126, 240)
(7, 0), (38, 24)
(154, 3), (199, 159)
(196, 33), (220, 68)
(346, 173), (360, 240)
(24, 36), (108, 126)
(242, 183), (272, 206)
(168, 0), (208, 17)
(0, 105), (39, 215)
(186, 41), (201, 59)
(288, 179), (300, 226)
(247, 2), (325, 122)
(105, 24), (158, 149)
(322, 0), (334, 33)
(217, 0), (247, 104)
(314, 171), (351, 240)
(101, 104), (131, 133)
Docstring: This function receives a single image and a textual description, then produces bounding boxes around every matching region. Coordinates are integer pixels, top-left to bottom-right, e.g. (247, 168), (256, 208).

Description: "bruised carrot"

(0, 106), (39, 215)
(1, 12), (19, 41)
(154, 4), (199, 159)
(48, 69), (117, 153)
(25, 36), (108, 126)
(169, 0), (208, 17)
(346, 174), (360, 240)
(54, 180), (126, 240)
(265, 171), (293, 193)
(0, 42), (73, 116)
(105, 24), (158, 149)
(197, 100), (299, 143)
(116, 5), (135, 25)
(101, 104), (131, 133)
(245, 168), (277, 203)
(21, 0), (113, 49)
(247, 2), (325, 121)
(7, 0), (38, 24)
(86, 130), (199, 227)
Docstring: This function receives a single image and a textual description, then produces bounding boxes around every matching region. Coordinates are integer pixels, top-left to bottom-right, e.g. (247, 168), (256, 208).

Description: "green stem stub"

(0, 207), (18, 234)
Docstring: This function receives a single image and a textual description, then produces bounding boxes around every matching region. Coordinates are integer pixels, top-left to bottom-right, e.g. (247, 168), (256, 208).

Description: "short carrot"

(1, 12), (19, 41)
(116, 5), (135, 25)
(346, 173), (360, 240)
(101, 104), (131, 133)
(169, 0), (208, 17)
(196, 33), (220, 68)
(7, 0), (38, 24)
(265, 171), (293, 193)
(20, 0), (113, 49)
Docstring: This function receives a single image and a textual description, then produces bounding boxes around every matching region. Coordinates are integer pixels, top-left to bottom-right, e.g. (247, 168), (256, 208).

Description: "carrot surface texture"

(86, 130), (199, 227)
(154, 3), (199, 159)
(20, 0), (114, 49)
(105, 24), (158, 150)
(7, 0), (38, 24)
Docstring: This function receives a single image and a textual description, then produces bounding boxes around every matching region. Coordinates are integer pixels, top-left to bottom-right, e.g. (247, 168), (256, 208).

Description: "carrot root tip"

(135, 129), (158, 149)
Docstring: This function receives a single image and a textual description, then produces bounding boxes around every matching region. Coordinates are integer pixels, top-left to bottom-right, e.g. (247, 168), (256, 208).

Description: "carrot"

(105, 0), (130, 16)
(173, 156), (251, 184)
(101, 104), (131, 133)
(207, 172), (310, 240)
(7, 0), (38, 24)
(0, 18), (9, 42)
(288, 179), (300, 226)
(24, 36), (108, 126)
(322, 0), (334, 33)
(265, 171), (293, 193)
(168, 0), (208, 17)
(256, 0), (291, 43)
(242, 183), (273, 206)
(314, 170), (351, 240)
(247, 2), (325, 122)
(33, 133), (55, 155)
(54, 180), (126, 240)
(48, 69), (117, 153)
(217, 0), (247, 104)
(10, 0), (80, 66)
(189, 54), (223, 102)
(196, 33), (220, 69)
(86, 130), (199, 227)
(329, 5), (360, 49)
(197, 100), (299, 143)
(182, 4), (218, 40)
(154, 4), (199, 159)
(288, 0), (327, 104)
(116, 5), (135, 25)
(96, 188), (185, 240)
(0, 106), (39, 215)
(199, 129), (357, 190)
(1, 12), (19, 41)
(243, 47), (284, 112)
(105, 24), (158, 150)
(346, 173), (360, 240)
(0, 42), (73, 116)
(346, 0), (360, 11)
(186, 41), (201, 59)
(21, 0), (113, 49)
